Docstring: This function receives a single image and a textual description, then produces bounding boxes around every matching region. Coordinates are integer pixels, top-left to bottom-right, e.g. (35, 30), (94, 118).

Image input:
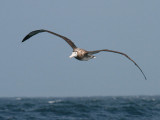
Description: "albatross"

(22, 29), (147, 80)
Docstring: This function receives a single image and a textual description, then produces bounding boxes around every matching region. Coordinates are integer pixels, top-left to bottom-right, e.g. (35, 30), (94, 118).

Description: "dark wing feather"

(22, 29), (77, 49)
(88, 49), (147, 80)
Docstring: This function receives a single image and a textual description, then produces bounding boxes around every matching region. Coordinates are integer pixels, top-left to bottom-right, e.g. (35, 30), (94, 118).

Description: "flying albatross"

(22, 29), (147, 80)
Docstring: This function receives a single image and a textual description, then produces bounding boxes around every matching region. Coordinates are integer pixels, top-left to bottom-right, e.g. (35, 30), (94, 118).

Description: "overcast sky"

(0, 0), (160, 97)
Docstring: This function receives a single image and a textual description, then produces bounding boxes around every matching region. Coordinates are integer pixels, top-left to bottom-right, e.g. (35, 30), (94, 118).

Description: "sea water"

(0, 96), (160, 120)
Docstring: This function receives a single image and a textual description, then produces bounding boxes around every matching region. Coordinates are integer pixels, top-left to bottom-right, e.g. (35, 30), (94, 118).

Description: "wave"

(0, 96), (160, 120)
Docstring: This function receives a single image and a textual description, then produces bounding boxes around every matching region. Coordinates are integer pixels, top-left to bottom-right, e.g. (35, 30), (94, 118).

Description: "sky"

(0, 0), (160, 97)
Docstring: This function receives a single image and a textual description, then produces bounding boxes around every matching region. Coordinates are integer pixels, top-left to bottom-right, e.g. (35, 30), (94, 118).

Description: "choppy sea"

(0, 96), (160, 120)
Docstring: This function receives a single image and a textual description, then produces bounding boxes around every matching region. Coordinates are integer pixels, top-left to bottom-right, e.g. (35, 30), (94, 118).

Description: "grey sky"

(0, 0), (160, 97)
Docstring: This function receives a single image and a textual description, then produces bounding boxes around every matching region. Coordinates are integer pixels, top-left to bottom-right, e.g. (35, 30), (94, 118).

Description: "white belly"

(80, 56), (96, 61)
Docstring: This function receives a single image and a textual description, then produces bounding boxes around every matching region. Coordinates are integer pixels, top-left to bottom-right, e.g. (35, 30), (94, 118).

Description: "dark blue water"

(0, 96), (160, 120)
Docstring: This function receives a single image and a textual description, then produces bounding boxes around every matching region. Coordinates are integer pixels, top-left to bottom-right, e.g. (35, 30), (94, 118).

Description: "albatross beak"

(69, 52), (77, 58)
(69, 55), (74, 58)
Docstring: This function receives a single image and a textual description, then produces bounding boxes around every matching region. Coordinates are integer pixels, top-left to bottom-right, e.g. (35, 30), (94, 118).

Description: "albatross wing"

(88, 49), (147, 80)
(22, 29), (77, 49)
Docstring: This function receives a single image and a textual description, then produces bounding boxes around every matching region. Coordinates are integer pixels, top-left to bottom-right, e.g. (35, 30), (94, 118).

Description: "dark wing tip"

(22, 35), (30, 42)
(22, 29), (45, 42)
(144, 74), (147, 80)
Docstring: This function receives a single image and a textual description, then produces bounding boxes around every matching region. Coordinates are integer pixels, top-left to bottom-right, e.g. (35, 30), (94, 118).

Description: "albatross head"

(69, 52), (77, 58)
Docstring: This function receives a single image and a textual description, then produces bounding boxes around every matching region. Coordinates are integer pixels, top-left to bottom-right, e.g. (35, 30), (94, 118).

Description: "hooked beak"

(69, 52), (77, 58)
(69, 55), (74, 58)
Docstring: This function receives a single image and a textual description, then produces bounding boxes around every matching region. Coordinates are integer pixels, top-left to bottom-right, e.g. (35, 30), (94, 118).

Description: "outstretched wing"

(88, 49), (147, 80)
(22, 29), (77, 49)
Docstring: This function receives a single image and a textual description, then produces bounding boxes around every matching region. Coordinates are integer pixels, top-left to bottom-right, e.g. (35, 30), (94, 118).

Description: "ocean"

(0, 96), (160, 120)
